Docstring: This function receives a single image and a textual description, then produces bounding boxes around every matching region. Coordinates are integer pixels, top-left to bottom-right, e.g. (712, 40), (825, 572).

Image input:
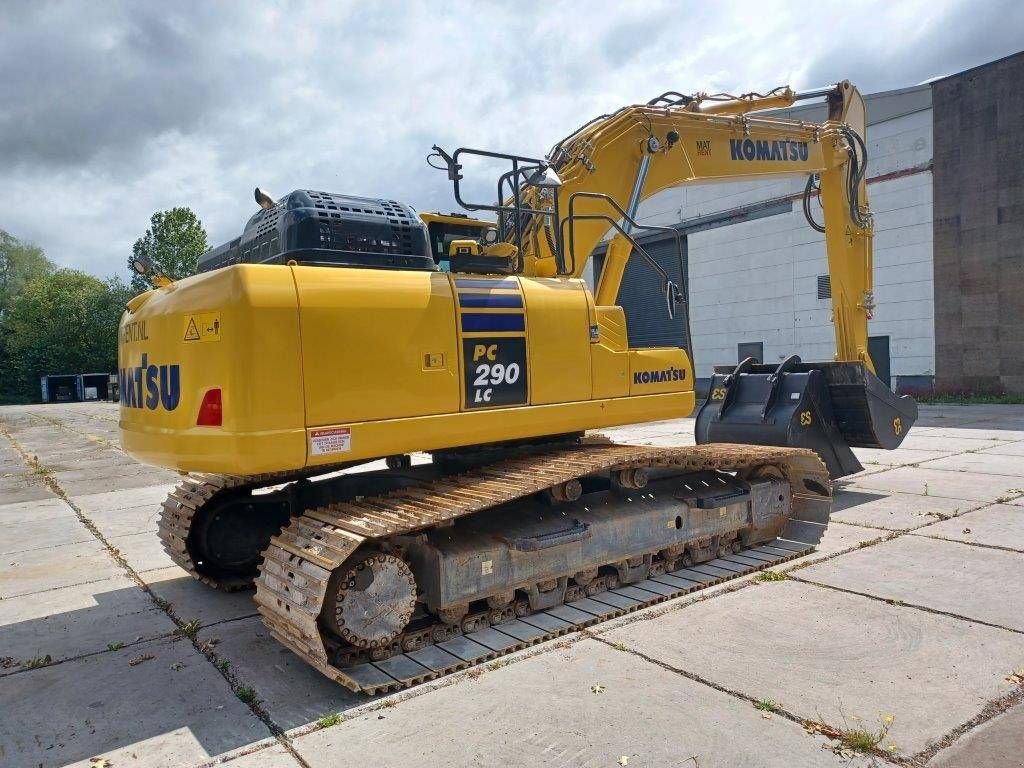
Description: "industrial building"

(589, 51), (1023, 395)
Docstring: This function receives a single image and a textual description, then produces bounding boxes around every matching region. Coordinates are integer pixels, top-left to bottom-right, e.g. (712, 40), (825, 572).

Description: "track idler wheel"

(324, 552), (417, 649)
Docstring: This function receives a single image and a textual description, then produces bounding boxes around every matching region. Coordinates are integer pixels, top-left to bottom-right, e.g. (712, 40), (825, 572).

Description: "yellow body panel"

(119, 266), (307, 474)
(294, 267), (459, 425)
(518, 278), (592, 405)
(119, 263), (694, 475)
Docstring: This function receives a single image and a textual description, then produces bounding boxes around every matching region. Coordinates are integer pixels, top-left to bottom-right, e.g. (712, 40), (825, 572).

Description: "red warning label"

(310, 427), (351, 456)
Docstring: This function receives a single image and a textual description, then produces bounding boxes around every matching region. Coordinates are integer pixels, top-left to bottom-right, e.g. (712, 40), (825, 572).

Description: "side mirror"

(665, 280), (683, 321)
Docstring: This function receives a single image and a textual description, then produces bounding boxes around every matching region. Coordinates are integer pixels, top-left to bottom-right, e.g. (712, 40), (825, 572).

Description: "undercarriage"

(158, 440), (830, 694)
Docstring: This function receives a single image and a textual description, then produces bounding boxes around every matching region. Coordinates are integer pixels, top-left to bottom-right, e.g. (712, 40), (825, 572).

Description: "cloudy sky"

(1, 0), (1020, 278)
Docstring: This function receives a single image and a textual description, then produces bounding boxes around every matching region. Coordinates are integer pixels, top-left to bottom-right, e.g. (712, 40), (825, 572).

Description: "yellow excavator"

(119, 81), (916, 693)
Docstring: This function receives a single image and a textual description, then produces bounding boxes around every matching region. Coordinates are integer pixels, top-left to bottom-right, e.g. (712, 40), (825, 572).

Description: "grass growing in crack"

(235, 686), (258, 705)
(217, 659), (231, 672)
(754, 570), (787, 583)
(175, 619), (202, 639)
(806, 713), (894, 755)
(840, 721), (891, 753)
(23, 654), (52, 669)
(753, 698), (777, 712)
(106, 642), (125, 651)
(317, 713), (343, 728)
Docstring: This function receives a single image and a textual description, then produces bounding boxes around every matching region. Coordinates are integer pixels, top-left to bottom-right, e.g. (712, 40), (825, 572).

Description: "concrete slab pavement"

(927, 703), (1024, 767)
(4, 401), (1024, 768)
(1, 539), (123, 598)
(830, 487), (976, 531)
(0, 574), (176, 670)
(796, 534), (1024, 631)
(0, 637), (272, 768)
(912, 503), (1024, 552)
(845, 466), (1024, 504)
(602, 580), (1024, 755)
(291, 638), (866, 768)
(197, 617), (367, 733)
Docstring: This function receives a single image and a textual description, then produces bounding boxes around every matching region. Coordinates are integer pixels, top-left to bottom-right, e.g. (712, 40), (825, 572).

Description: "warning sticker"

(183, 312), (221, 343)
(310, 427), (352, 456)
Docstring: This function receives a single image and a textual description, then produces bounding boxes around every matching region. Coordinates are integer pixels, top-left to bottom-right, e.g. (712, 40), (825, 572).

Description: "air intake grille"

(816, 275), (831, 300)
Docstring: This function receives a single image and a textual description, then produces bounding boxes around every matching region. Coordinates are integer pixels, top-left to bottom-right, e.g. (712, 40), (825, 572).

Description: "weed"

(106, 642), (125, 651)
(1, 656), (16, 669)
(754, 570), (787, 583)
(611, 642), (628, 652)
(169, 662), (185, 671)
(317, 713), (343, 728)
(176, 619), (202, 639)
(380, 699), (397, 708)
(753, 698), (777, 712)
(217, 659), (231, 672)
(236, 686), (258, 705)
(805, 713), (894, 755)
(23, 654), (52, 669)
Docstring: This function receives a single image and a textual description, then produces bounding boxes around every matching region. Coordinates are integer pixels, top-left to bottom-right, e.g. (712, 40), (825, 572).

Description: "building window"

(817, 275), (831, 300)
(738, 342), (764, 364)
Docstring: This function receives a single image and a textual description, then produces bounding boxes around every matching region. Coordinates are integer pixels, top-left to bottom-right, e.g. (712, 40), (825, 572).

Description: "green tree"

(4, 269), (128, 401)
(0, 229), (54, 322)
(0, 230), (55, 402)
(130, 207), (207, 292)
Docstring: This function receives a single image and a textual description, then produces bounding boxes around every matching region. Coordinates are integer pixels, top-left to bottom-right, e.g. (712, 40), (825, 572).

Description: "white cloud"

(0, 0), (1019, 276)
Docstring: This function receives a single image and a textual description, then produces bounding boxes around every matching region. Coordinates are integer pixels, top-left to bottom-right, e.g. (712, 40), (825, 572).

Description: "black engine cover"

(198, 190), (435, 273)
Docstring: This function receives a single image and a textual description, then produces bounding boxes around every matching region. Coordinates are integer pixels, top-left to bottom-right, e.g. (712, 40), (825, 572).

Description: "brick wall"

(932, 52), (1024, 394)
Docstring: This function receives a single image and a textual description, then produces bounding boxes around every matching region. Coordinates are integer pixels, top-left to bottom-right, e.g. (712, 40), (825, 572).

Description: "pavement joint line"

(188, 738), (282, 768)
(0, 628), (174, 679)
(29, 412), (126, 453)
(830, 498), (992, 534)
(585, 631), (907, 766)
(2, 535), (101, 556)
(787, 574), (1024, 636)
(0, 571), (116, 600)
(0, 421), (316, 768)
(909, 684), (1024, 765)
(908, 531), (1024, 555)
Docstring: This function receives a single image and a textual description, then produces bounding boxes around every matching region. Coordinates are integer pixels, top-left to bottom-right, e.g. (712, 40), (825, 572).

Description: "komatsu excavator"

(119, 81), (916, 694)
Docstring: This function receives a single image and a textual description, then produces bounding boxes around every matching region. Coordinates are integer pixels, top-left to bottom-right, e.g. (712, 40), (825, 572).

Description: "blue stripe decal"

(461, 313), (526, 332)
(454, 278), (519, 289)
(458, 293), (524, 309)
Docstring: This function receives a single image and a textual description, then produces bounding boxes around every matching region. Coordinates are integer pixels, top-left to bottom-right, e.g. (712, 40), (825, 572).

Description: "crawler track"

(157, 462), (353, 591)
(248, 443), (829, 694)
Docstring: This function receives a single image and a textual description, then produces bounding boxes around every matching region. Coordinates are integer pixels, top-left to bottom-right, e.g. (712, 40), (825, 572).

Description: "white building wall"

(629, 103), (935, 383)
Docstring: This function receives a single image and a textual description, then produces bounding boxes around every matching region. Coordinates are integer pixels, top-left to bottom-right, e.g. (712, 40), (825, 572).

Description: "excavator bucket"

(695, 357), (918, 479)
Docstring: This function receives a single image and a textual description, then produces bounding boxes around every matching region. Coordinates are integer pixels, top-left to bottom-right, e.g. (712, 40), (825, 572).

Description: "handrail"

(559, 192), (687, 321)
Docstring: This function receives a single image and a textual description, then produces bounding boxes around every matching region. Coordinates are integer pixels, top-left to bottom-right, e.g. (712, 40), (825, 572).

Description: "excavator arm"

(522, 81), (874, 369)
